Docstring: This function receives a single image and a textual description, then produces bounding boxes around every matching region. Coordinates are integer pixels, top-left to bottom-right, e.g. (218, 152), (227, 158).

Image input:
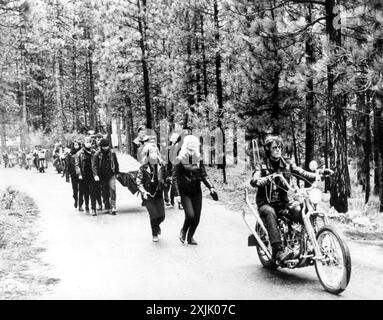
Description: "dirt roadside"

(0, 187), (59, 299)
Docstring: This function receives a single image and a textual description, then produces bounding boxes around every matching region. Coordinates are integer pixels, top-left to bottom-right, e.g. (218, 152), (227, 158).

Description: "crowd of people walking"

(0, 126), (219, 245)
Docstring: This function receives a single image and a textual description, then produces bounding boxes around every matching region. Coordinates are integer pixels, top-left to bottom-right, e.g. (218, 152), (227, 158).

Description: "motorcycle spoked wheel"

(315, 225), (351, 294)
(255, 223), (278, 270)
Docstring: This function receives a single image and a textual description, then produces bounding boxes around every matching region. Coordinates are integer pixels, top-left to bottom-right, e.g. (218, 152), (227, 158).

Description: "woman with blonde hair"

(136, 142), (168, 242)
(172, 135), (217, 245)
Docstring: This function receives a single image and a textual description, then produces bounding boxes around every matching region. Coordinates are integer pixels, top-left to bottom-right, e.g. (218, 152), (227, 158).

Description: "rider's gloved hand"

(319, 168), (334, 176)
(256, 177), (270, 186)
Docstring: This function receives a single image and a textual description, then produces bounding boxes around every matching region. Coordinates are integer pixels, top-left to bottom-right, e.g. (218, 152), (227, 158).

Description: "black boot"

(179, 229), (186, 244)
(187, 238), (198, 245)
(273, 244), (293, 263)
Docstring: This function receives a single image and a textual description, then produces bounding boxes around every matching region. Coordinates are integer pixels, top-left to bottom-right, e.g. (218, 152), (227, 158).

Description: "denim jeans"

(258, 202), (302, 247)
(100, 175), (116, 210)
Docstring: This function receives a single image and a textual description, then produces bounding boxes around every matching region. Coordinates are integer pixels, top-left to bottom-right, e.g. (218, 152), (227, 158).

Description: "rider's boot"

(275, 245), (294, 263)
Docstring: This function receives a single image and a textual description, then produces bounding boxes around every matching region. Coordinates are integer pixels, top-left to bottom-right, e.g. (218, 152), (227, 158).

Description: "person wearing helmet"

(249, 135), (330, 263)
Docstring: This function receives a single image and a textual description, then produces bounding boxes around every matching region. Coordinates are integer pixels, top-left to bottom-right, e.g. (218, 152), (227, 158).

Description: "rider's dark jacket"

(250, 157), (316, 208)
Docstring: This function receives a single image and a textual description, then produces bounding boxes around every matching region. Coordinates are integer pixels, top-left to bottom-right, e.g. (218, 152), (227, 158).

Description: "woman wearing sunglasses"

(172, 135), (217, 245)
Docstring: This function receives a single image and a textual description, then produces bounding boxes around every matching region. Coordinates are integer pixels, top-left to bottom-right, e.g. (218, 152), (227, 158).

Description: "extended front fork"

(301, 200), (329, 261)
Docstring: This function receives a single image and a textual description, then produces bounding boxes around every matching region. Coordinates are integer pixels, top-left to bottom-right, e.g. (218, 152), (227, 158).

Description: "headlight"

(309, 188), (322, 204)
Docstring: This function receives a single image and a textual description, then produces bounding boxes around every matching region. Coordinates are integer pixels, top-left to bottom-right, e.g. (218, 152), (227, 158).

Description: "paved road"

(1, 159), (383, 300)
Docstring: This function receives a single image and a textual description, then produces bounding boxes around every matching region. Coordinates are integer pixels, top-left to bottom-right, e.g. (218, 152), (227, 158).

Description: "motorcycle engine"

(279, 220), (303, 259)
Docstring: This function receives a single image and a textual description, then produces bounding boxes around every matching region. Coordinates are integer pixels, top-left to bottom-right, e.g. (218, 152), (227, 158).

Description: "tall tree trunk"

(125, 96), (134, 155)
(373, 94), (380, 196)
(55, 56), (64, 140)
(137, 0), (153, 129)
(195, 15), (202, 104)
(41, 90), (46, 130)
(373, 0), (383, 211)
(290, 117), (299, 165)
(270, 2), (280, 134)
(72, 51), (79, 132)
(200, 13), (209, 124)
(325, 0), (349, 213)
(116, 115), (122, 151)
(0, 112), (6, 151)
(304, 4), (315, 186)
(375, 92), (383, 212)
(364, 92), (372, 203)
(20, 80), (28, 149)
(214, 0), (226, 183)
(88, 51), (96, 130)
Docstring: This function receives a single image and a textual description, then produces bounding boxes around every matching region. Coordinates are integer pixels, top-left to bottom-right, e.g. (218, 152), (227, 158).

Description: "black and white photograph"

(1, 0), (383, 303)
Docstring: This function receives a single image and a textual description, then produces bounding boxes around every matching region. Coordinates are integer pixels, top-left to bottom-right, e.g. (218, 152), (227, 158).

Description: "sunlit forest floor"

(207, 165), (383, 241)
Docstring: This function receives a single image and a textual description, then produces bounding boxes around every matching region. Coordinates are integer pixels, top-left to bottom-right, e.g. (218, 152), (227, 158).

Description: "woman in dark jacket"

(65, 141), (82, 209)
(136, 143), (168, 242)
(172, 135), (217, 245)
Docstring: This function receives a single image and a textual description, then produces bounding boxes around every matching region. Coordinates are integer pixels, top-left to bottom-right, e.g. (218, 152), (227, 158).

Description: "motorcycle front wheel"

(255, 223), (278, 270)
(315, 225), (351, 294)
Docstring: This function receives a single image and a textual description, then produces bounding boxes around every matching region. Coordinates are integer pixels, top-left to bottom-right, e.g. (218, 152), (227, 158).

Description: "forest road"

(1, 162), (383, 300)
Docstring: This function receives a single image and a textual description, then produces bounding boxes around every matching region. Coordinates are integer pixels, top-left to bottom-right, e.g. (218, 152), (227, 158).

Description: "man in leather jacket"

(250, 136), (331, 263)
(92, 138), (120, 215)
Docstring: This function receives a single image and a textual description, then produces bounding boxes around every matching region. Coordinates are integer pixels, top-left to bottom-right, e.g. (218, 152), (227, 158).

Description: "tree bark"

(55, 56), (64, 141)
(200, 13), (209, 123)
(375, 93), (383, 211)
(325, 0), (349, 212)
(214, 0), (226, 183)
(137, 0), (153, 129)
(304, 4), (315, 186)
(125, 96), (134, 155)
(116, 115), (122, 151)
(0, 112), (6, 151)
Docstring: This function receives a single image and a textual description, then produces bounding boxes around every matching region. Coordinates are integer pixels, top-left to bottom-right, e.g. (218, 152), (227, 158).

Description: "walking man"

(92, 138), (120, 215)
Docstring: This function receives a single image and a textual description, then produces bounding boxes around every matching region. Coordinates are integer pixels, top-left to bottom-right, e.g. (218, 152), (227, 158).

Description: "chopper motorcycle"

(242, 160), (351, 294)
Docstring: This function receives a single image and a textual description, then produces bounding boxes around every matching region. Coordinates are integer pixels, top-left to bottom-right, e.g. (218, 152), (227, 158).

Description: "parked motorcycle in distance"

(242, 160), (351, 294)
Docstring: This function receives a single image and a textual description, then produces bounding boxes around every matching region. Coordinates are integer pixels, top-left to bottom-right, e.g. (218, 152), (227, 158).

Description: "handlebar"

(259, 169), (332, 194)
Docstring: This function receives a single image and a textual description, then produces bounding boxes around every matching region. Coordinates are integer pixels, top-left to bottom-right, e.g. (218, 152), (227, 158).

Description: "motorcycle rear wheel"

(255, 223), (278, 270)
(315, 225), (351, 294)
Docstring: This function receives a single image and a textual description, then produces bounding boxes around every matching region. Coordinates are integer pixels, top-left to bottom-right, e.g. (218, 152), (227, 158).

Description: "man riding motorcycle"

(250, 136), (332, 263)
